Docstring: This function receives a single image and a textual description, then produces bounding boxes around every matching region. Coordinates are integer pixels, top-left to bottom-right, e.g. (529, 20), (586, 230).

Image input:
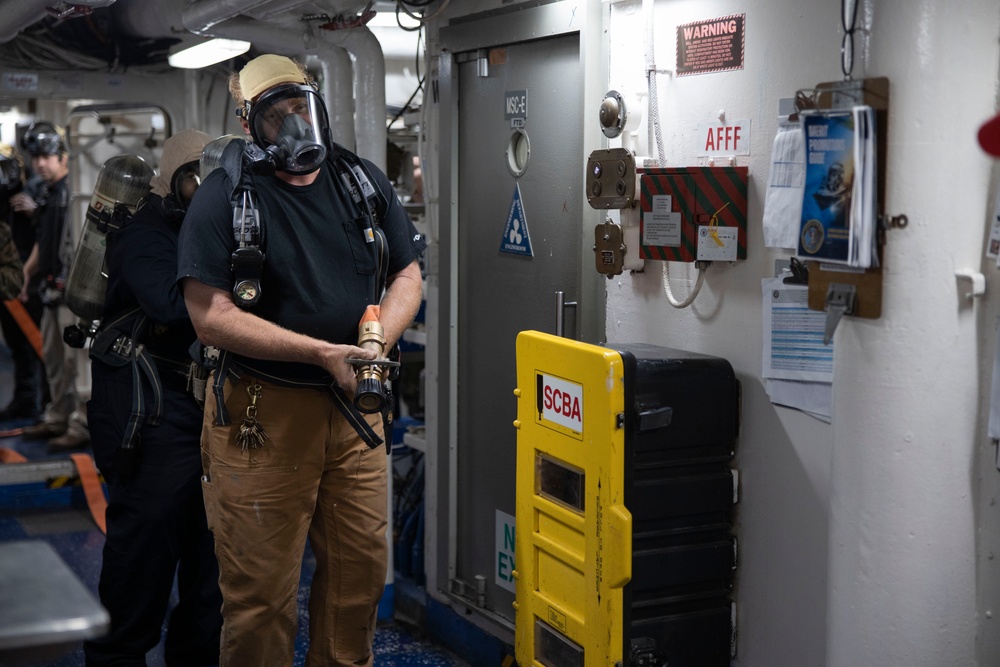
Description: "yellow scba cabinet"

(513, 331), (739, 667)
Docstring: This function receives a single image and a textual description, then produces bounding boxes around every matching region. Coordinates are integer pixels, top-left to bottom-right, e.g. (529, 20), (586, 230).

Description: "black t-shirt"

(102, 194), (196, 363)
(177, 156), (426, 381)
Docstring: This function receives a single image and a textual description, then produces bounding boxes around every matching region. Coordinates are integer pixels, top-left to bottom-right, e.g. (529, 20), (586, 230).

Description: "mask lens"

(248, 84), (328, 174)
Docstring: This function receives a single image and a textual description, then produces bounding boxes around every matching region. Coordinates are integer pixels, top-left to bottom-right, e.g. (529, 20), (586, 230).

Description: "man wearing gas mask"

(83, 129), (224, 667)
(178, 55), (425, 667)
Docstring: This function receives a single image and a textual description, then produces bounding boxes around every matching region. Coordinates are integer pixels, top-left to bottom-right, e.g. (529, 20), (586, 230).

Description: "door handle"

(555, 291), (578, 338)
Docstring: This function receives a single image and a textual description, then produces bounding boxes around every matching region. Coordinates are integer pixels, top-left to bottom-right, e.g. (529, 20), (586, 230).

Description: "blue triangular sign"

(499, 183), (533, 257)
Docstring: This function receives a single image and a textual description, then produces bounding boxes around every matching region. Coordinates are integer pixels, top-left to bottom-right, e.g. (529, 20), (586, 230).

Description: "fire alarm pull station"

(638, 166), (748, 262)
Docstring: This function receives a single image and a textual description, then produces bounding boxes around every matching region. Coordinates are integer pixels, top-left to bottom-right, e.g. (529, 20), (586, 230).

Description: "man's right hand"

(321, 343), (377, 393)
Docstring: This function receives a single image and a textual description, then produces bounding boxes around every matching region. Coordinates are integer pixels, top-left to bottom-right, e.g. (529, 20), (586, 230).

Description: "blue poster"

(798, 111), (855, 263)
(499, 183), (533, 257)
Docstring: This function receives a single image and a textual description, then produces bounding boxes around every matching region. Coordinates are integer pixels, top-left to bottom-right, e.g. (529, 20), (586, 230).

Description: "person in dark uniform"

(83, 129), (223, 667)
(18, 122), (89, 449)
(178, 54), (425, 667)
(0, 151), (48, 422)
(0, 218), (23, 299)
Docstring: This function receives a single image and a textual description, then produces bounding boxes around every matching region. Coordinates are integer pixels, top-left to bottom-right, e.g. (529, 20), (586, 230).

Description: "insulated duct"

(182, 0), (298, 33)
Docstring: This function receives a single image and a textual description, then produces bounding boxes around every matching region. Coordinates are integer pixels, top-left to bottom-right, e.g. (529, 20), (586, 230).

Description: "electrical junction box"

(638, 166), (748, 262)
(514, 330), (740, 667)
(593, 219), (626, 278)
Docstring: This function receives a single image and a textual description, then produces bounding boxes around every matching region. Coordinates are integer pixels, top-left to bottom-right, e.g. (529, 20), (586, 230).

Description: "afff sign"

(696, 119), (751, 157)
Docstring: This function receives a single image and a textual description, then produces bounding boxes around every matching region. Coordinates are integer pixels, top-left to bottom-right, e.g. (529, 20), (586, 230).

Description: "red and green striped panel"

(639, 166), (748, 261)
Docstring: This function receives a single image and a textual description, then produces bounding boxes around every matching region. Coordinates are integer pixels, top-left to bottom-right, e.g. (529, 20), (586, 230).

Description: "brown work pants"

(201, 374), (388, 667)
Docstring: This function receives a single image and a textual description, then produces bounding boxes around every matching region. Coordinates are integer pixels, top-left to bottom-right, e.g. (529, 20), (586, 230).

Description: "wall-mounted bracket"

(955, 269), (986, 300)
(824, 283), (857, 345)
(881, 213), (908, 229)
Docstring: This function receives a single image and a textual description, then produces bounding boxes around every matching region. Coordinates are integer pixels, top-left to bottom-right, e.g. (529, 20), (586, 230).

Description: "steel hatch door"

(454, 30), (584, 621)
(514, 330), (632, 667)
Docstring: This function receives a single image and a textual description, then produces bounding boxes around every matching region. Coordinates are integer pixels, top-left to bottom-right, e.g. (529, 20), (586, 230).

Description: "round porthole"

(506, 129), (530, 178)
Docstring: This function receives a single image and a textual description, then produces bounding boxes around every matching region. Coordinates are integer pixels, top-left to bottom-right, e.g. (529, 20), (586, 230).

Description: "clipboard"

(800, 77), (890, 320)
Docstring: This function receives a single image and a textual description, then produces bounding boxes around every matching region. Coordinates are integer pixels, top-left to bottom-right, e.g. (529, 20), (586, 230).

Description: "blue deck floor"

(0, 414), (471, 667)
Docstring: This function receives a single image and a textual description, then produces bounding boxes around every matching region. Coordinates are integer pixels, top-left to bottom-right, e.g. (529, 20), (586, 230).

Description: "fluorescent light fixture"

(168, 38), (251, 69)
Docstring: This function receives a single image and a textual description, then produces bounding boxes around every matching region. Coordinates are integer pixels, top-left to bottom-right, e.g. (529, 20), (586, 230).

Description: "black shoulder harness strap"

(330, 145), (390, 304)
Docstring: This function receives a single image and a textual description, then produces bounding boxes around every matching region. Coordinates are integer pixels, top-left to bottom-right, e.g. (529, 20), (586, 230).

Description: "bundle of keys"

(236, 382), (269, 452)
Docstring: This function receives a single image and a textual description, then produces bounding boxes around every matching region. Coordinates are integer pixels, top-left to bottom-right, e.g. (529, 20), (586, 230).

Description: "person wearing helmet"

(0, 150), (49, 422)
(83, 130), (223, 667)
(178, 54), (425, 667)
(18, 122), (90, 450)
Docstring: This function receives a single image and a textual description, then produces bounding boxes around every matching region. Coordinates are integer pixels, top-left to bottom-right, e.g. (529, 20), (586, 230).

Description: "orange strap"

(0, 447), (27, 463)
(3, 299), (43, 360)
(69, 453), (107, 534)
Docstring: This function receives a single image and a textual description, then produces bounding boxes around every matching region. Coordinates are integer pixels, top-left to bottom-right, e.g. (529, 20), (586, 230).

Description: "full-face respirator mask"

(240, 83), (330, 175)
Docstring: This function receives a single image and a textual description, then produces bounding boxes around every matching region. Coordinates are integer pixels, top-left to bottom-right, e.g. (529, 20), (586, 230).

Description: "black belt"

(211, 350), (384, 449)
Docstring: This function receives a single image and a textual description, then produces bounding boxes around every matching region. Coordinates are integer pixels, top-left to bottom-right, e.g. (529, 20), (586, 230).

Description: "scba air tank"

(64, 155), (154, 321)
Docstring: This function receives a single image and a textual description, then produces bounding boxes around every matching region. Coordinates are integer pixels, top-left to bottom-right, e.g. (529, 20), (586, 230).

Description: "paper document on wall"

(762, 116), (805, 249)
(762, 276), (834, 382)
(765, 379), (832, 423)
(762, 275), (834, 421)
(796, 106), (877, 268)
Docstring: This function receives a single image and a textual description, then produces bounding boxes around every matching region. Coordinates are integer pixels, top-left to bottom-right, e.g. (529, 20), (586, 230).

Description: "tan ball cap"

(240, 54), (307, 102)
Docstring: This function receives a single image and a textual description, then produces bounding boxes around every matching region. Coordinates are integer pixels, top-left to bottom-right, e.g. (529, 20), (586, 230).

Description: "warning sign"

(677, 14), (745, 76)
(499, 183), (533, 257)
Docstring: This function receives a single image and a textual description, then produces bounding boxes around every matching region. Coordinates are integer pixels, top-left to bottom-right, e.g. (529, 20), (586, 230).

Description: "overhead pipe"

(113, 0), (323, 38)
(108, 0), (185, 43)
(182, 0), (313, 33)
(0, 1), (47, 43)
(200, 15), (387, 169)
(314, 49), (357, 152)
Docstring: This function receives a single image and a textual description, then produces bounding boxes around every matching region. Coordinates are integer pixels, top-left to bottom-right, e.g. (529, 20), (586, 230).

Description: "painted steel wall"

(604, 1), (1000, 666)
